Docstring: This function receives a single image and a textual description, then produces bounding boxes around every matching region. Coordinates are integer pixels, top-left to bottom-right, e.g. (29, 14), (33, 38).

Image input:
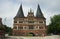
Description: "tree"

(0, 25), (5, 31)
(47, 14), (60, 35)
(0, 25), (12, 35)
(3, 25), (12, 35)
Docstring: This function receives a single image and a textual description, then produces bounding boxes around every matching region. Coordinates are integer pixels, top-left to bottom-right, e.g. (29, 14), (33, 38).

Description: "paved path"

(5, 35), (60, 39)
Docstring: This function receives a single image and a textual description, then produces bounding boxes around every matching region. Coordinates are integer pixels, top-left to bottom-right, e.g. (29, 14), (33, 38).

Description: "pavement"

(5, 35), (60, 39)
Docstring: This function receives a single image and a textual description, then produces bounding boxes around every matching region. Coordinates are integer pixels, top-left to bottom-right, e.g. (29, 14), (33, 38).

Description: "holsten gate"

(13, 4), (47, 36)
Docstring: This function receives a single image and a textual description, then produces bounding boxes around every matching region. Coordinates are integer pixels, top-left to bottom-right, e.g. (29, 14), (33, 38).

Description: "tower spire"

(15, 4), (24, 18)
(36, 4), (44, 18)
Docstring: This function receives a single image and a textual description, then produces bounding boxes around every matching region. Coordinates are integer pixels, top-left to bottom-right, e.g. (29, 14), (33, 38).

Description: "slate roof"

(36, 4), (44, 18)
(15, 4), (24, 18)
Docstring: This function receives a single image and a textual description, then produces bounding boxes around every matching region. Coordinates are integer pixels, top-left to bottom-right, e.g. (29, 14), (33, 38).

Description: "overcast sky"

(0, 0), (60, 28)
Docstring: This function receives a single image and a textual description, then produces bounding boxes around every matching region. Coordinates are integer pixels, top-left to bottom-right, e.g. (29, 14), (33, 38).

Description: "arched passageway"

(27, 32), (35, 36)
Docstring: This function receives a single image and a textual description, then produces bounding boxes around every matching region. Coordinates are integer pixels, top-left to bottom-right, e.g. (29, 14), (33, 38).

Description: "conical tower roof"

(15, 4), (24, 18)
(36, 4), (44, 18)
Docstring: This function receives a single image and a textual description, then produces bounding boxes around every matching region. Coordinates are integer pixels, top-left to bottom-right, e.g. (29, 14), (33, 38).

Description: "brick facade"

(13, 4), (47, 36)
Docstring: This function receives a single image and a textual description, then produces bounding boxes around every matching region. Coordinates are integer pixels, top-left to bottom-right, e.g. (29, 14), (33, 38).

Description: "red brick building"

(13, 4), (47, 36)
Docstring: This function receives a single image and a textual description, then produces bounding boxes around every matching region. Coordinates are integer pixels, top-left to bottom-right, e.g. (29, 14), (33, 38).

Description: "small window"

(14, 27), (17, 29)
(28, 21), (34, 23)
(18, 27), (23, 30)
(36, 26), (38, 28)
(24, 26), (27, 29)
(39, 27), (43, 29)
(35, 26), (39, 29)
(29, 26), (34, 29)
(14, 21), (17, 23)
(19, 21), (23, 23)
(39, 21), (43, 23)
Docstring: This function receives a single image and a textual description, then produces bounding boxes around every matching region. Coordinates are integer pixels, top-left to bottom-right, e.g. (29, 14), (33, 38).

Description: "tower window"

(18, 27), (23, 30)
(24, 27), (27, 29)
(39, 21), (43, 23)
(29, 26), (34, 29)
(39, 27), (43, 29)
(28, 21), (34, 23)
(19, 21), (23, 23)
(14, 21), (17, 23)
(14, 27), (17, 29)
(35, 26), (39, 29)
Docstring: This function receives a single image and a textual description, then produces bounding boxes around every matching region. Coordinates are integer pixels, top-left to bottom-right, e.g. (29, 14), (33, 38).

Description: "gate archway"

(27, 32), (35, 36)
